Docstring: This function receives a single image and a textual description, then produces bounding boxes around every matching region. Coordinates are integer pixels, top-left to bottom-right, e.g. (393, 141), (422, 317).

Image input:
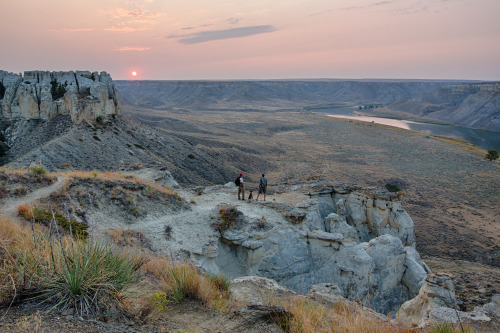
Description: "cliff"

(115, 79), (451, 111)
(388, 82), (500, 131)
(0, 70), (121, 123)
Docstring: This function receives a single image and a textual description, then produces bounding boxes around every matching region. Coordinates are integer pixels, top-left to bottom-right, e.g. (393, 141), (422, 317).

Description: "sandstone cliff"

(0, 70), (121, 123)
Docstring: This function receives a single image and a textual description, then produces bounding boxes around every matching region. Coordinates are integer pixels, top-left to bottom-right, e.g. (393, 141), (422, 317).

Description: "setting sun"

(131, 71), (137, 77)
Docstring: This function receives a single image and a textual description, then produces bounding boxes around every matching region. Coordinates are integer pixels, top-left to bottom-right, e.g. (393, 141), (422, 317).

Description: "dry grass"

(0, 216), (58, 304)
(106, 228), (152, 253)
(63, 170), (180, 199)
(12, 311), (44, 333)
(0, 216), (476, 331)
(141, 257), (230, 310)
(277, 297), (414, 333)
(17, 204), (33, 220)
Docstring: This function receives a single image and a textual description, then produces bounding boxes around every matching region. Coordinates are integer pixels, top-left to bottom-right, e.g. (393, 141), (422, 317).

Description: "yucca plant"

(43, 242), (140, 316)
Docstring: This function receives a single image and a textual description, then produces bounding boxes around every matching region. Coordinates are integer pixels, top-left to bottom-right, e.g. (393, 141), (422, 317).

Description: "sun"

(131, 71), (137, 77)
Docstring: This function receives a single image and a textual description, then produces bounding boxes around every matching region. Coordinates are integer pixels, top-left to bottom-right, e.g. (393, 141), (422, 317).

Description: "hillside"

(385, 82), (500, 131)
(114, 79), (453, 111)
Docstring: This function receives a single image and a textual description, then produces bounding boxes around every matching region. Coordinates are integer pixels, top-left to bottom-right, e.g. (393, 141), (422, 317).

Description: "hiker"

(256, 174), (267, 201)
(235, 173), (245, 200)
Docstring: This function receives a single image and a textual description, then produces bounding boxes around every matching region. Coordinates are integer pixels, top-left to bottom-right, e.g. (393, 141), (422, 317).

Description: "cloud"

(172, 25), (277, 45)
(114, 46), (152, 51)
(106, 6), (163, 33)
(340, 1), (395, 11)
(105, 26), (151, 32)
(47, 28), (94, 32)
(227, 18), (241, 25)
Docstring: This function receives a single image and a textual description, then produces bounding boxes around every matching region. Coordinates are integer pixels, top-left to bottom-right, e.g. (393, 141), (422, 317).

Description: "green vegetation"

(204, 273), (230, 292)
(385, 183), (401, 192)
(257, 216), (267, 229)
(211, 206), (241, 235)
(32, 207), (88, 239)
(0, 81), (5, 99)
(0, 143), (6, 157)
(29, 164), (47, 176)
(50, 79), (67, 100)
(428, 321), (473, 333)
(43, 242), (140, 315)
(95, 115), (104, 125)
(151, 291), (169, 311)
(485, 149), (499, 161)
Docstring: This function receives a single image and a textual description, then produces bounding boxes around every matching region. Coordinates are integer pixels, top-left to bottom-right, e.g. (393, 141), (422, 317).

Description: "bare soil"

(0, 299), (280, 333)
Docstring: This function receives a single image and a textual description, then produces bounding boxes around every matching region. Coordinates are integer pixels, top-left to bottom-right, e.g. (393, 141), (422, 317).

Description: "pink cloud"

(114, 46), (152, 51)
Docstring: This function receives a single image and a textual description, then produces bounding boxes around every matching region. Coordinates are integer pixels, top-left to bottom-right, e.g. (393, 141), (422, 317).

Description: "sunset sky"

(1, 0), (499, 80)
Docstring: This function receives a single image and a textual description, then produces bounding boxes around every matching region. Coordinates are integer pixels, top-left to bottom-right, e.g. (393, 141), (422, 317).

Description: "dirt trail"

(0, 176), (66, 219)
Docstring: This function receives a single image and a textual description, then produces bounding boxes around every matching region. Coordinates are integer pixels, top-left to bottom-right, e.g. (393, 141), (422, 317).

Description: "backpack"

(260, 177), (267, 187)
(235, 176), (241, 186)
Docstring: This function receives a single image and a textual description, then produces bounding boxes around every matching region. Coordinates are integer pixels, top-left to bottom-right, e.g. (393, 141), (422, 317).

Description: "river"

(311, 108), (500, 151)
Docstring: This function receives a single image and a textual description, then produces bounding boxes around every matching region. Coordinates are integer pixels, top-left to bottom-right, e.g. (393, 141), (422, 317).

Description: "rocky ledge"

(187, 182), (429, 316)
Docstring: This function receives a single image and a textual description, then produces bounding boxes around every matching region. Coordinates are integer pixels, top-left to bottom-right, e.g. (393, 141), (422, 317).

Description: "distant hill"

(115, 79), (500, 132)
(386, 82), (500, 132)
(114, 80), (454, 111)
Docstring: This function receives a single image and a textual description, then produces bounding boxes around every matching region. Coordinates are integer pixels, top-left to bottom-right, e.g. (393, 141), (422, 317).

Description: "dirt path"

(0, 176), (66, 219)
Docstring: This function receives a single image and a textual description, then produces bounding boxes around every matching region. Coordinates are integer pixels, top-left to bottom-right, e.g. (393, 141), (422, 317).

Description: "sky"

(1, 0), (499, 80)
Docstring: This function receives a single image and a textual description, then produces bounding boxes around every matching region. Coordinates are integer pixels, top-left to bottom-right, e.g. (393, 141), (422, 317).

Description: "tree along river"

(313, 108), (500, 151)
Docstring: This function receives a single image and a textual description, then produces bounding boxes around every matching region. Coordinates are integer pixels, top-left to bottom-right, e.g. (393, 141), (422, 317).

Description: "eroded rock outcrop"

(0, 70), (121, 124)
(398, 273), (492, 327)
(196, 183), (430, 315)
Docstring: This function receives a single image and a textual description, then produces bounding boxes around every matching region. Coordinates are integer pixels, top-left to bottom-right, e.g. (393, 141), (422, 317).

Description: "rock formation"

(195, 183), (431, 316)
(398, 273), (492, 327)
(0, 70), (121, 124)
(388, 82), (500, 132)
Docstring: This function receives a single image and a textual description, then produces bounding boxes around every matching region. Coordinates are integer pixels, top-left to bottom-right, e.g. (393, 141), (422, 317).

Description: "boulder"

(482, 294), (500, 318)
(230, 276), (296, 305)
(398, 273), (491, 327)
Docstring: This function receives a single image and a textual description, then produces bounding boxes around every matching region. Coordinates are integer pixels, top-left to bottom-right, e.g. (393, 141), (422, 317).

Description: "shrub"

(32, 207), (88, 239)
(485, 149), (499, 161)
(17, 204), (33, 220)
(50, 79), (66, 100)
(257, 216), (267, 229)
(151, 291), (169, 311)
(0, 143), (6, 157)
(95, 116), (104, 125)
(385, 183), (400, 192)
(43, 242), (140, 315)
(29, 164), (47, 176)
(211, 206), (241, 235)
(0, 81), (5, 99)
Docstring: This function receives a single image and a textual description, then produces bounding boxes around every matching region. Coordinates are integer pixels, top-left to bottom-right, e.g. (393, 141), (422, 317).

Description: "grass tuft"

(42, 242), (140, 316)
(17, 204), (34, 220)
